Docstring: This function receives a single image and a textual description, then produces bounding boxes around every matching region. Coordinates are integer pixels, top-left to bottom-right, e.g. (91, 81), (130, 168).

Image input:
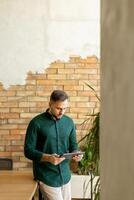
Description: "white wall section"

(0, 0), (100, 88)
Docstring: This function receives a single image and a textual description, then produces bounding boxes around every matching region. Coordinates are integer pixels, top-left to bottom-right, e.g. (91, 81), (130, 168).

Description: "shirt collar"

(45, 108), (60, 121)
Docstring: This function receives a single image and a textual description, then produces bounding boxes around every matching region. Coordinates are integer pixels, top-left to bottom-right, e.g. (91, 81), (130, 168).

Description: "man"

(24, 90), (82, 200)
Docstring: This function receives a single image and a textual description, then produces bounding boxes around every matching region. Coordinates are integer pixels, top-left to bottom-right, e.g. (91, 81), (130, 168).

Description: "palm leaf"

(76, 83), (100, 199)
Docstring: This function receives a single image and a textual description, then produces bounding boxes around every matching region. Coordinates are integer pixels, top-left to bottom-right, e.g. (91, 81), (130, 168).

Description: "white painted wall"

(0, 0), (100, 88)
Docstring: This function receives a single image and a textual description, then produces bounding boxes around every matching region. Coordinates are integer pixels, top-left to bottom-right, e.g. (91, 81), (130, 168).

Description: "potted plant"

(71, 83), (100, 200)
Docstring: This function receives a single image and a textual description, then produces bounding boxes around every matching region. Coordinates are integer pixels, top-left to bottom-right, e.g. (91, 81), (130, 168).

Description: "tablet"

(60, 151), (84, 160)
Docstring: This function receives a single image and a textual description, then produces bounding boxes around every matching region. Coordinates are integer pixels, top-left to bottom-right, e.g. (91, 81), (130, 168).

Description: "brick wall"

(0, 56), (100, 170)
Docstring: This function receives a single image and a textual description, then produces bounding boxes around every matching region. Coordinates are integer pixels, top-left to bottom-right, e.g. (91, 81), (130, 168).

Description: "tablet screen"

(60, 151), (84, 159)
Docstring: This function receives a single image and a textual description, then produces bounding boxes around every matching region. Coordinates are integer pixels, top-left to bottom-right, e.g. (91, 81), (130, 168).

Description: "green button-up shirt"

(24, 110), (78, 187)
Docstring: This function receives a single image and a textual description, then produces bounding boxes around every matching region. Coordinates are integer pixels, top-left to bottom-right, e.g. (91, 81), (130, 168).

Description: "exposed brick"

(25, 85), (36, 91)
(36, 91), (50, 96)
(64, 63), (78, 68)
(76, 102), (96, 108)
(65, 91), (77, 96)
(69, 55), (81, 63)
(83, 85), (98, 92)
(36, 85), (63, 91)
(77, 63), (85, 68)
(90, 96), (100, 102)
(0, 56), (100, 170)
(10, 130), (24, 135)
(0, 140), (11, 145)
(8, 119), (29, 124)
(17, 124), (28, 129)
(78, 91), (95, 97)
(50, 63), (65, 68)
(75, 68), (97, 74)
(7, 96), (27, 101)
(0, 108), (10, 112)
(25, 79), (36, 85)
(0, 113), (19, 119)
(67, 102), (76, 108)
(0, 146), (5, 151)
(0, 124), (18, 129)
(45, 68), (57, 74)
(27, 73), (47, 80)
(13, 162), (28, 169)
(88, 74), (100, 79)
(16, 91), (35, 96)
(0, 119), (7, 124)
(57, 80), (78, 85)
(66, 74), (88, 80)
(0, 102), (18, 108)
(11, 140), (24, 145)
(0, 130), (9, 135)
(73, 118), (84, 124)
(11, 152), (24, 156)
(20, 113), (38, 119)
(3, 134), (21, 140)
(9, 85), (25, 91)
(77, 113), (93, 119)
(85, 63), (99, 68)
(86, 56), (98, 63)
(70, 96), (89, 102)
(28, 96), (48, 102)
(37, 79), (57, 85)
(36, 102), (48, 108)
(10, 108), (29, 113)
(58, 69), (75, 74)
(66, 113), (77, 119)
(0, 97), (7, 102)
(19, 102), (36, 107)
(70, 107), (90, 113)
(0, 152), (11, 156)
(47, 74), (66, 80)
(29, 107), (44, 113)
(6, 145), (24, 152)
(20, 156), (28, 162)
(4, 91), (16, 96)
(0, 83), (4, 90)
(64, 85), (83, 91)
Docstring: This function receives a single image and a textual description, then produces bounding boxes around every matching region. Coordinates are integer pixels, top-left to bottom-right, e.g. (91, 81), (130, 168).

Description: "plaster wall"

(0, 0), (100, 88)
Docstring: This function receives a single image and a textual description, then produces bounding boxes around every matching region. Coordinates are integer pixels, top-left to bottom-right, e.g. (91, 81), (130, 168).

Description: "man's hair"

(50, 90), (68, 102)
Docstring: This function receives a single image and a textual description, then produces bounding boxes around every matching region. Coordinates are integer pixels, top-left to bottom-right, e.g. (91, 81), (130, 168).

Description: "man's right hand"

(41, 154), (65, 165)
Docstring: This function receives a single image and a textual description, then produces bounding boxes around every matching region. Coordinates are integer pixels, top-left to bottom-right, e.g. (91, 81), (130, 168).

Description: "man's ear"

(49, 101), (52, 108)
(49, 100), (54, 106)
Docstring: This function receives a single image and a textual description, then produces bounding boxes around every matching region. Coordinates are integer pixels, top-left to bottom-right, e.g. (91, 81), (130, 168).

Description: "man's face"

(49, 99), (68, 119)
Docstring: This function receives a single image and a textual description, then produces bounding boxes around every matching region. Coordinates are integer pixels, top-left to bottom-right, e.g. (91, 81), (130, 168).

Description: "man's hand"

(41, 154), (65, 165)
(72, 154), (83, 162)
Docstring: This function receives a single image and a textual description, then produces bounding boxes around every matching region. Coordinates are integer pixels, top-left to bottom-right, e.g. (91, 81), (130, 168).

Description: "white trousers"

(39, 181), (71, 200)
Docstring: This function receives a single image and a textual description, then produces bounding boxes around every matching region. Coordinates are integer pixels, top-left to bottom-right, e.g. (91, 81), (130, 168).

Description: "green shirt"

(24, 110), (78, 187)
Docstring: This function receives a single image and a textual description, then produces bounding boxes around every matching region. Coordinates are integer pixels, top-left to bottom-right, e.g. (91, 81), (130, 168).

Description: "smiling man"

(24, 90), (82, 200)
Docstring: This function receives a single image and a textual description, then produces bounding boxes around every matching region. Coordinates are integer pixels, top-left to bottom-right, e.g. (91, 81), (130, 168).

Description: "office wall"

(0, 0), (99, 88)
(101, 1), (134, 199)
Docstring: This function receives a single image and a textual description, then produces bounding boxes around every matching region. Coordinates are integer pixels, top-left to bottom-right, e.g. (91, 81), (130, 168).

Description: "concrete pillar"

(101, 1), (134, 200)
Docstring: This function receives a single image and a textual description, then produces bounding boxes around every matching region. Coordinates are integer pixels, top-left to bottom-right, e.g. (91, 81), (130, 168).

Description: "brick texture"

(0, 56), (100, 170)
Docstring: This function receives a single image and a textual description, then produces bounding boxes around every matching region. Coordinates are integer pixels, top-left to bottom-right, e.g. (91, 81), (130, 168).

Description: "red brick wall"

(0, 56), (100, 170)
